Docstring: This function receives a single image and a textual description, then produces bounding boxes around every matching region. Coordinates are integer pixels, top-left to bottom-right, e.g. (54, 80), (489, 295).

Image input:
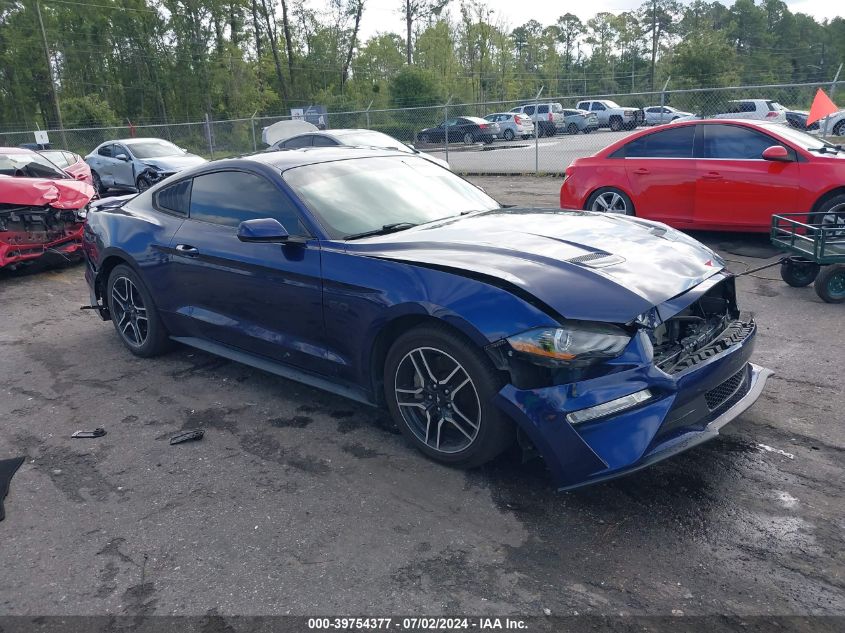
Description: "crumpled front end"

(0, 179), (94, 269)
(491, 274), (772, 490)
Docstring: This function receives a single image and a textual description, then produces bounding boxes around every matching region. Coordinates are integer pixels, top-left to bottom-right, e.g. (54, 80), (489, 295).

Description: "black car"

(785, 110), (819, 131)
(417, 117), (498, 145)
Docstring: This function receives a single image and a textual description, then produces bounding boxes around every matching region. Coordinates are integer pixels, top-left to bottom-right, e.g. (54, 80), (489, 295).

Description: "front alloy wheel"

(136, 174), (153, 192)
(384, 325), (514, 468)
(394, 347), (481, 454)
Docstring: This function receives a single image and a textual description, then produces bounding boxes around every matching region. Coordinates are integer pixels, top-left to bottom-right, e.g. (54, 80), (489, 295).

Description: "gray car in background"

(85, 138), (206, 194)
(643, 105), (694, 125)
(484, 112), (535, 140)
(561, 109), (599, 134)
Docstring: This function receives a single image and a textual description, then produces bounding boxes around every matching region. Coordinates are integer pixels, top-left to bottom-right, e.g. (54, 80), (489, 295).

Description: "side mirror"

(762, 145), (791, 162)
(237, 218), (296, 243)
(115, 153), (129, 161)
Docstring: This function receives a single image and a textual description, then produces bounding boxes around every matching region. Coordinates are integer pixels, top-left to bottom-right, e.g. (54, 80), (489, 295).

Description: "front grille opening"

(705, 365), (750, 412)
(649, 278), (749, 374)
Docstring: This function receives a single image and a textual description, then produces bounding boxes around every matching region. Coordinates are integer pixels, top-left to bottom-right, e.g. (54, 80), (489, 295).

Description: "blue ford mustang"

(82, 147), (771, 489)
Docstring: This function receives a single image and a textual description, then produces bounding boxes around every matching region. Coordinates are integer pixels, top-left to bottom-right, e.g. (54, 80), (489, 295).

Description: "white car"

(643, 105), (693, 125)
(484, 112), (534, 140)
(713, 99), (788, 123)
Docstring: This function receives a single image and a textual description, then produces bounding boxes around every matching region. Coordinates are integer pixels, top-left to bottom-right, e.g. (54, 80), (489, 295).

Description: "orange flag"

(807, 88), (839, 126)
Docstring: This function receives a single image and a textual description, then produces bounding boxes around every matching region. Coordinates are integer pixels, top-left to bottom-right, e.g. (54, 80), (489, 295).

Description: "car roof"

(0, 146), (36, 154)
(460, 116), (488, 123)
(237, 146), (420, 171)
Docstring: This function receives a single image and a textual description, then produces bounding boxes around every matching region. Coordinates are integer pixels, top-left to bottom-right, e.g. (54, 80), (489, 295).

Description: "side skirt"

(170, 336), (377, 407)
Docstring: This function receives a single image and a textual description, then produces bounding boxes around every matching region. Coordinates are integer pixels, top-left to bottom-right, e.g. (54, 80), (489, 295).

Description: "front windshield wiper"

(344, 222), (419, 240)
(807, 144), (842, 154)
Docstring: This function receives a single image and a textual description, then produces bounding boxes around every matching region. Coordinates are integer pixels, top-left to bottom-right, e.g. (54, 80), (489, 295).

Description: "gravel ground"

(0, 178), (843, 619)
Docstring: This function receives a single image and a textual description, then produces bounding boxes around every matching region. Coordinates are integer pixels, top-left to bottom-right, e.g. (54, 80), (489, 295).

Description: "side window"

(538, 105), (549, 114)
(523, 105), (535, 115)
(284, 135), (312, 148)
(740, 101), (756, 113)
(98, 144), (113, 158)
(114, 144), (130, 159)
(592, 103), (606, 111)
(576, 102), (587, 110)
(701, 125), (783, 160)
(614, 125), (695, 158)
(312, 136), (338, 147)
(155, 179), (192, 216)
(189, 171), (306, 234)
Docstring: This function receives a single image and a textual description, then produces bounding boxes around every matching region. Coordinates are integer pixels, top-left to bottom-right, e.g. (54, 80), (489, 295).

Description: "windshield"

(0, 151), (69, 179)
(39, 150), (71, 168)
(283, 156), (500, 240)
(127, 140), (185, 159)
(604, 100), (621, 108)
(333, 131), (414, 154)
(773, 125), (838, 151)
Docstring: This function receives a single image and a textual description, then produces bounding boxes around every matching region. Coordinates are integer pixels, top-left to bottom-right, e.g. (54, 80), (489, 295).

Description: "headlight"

(506, 323), (631, 367)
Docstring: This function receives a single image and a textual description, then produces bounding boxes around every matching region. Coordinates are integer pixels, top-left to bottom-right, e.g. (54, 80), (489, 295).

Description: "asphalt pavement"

(0, 178), (843, 620)
(421, 129), (636, 174)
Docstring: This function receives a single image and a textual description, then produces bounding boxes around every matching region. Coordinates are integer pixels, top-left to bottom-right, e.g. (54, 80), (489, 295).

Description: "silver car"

(643, 105), (694, 125)
(85, 138), (206, 194)
(484, 112), (535, 140)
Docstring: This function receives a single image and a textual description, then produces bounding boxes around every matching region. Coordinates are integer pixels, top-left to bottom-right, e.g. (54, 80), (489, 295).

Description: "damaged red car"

(0, 147), (95, 269)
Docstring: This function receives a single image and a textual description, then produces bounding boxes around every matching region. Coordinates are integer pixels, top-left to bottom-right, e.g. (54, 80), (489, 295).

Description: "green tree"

(389, 66), (443, 107)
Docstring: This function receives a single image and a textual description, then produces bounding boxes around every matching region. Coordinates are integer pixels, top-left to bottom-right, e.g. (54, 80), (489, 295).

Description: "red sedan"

(560, 119), (845, 232)
(38, 148), (94, 186)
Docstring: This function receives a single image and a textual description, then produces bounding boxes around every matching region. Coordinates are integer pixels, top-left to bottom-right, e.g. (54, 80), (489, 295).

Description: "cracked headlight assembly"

(506, 323), (631, 368)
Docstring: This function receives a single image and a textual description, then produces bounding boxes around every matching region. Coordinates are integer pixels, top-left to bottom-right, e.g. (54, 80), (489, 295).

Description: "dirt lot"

(1, 177), (844, 619)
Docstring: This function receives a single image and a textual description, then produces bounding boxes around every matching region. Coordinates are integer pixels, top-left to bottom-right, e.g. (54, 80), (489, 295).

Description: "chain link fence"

(1, 81), (841, 176)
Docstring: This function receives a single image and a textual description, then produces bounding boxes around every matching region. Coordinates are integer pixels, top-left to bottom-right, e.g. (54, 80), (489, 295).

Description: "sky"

(354, 0), (842, 41)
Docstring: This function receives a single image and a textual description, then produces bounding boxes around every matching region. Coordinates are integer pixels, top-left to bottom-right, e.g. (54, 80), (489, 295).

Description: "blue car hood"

(347, 209), (725, 323)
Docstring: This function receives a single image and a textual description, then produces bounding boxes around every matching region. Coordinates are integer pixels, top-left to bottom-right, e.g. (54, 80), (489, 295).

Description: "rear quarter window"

(154, 179), (192, 216)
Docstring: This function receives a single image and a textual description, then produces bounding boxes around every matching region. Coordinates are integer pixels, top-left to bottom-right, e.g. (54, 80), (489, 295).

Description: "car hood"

(0, 176), (95, 209)
(141, 154), (206, 172)
(347, 209), (725, 323)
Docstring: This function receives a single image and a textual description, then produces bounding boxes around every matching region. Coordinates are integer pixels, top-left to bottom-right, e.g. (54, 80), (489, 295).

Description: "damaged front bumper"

(495, 314), (771, 491)
(0, 205), (86, 269)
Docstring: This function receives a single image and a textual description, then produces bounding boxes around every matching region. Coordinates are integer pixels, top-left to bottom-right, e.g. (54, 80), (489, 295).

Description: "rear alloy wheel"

(384, 325), (513, 468)
(503, 129), (515, 141)
(587, 188), (634, 215)
(463, 132), (474, 145)
(91, 171), (105, 196)
(567, 123), (579, 135)
(814, 265), (845, 303)
(136, 174), (153, 192)
(780, 259), (820, 287)
(106, 264), (171, 357)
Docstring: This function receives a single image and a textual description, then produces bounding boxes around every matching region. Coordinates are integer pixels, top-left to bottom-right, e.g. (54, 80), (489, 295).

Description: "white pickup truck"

(575, 100), (644, 131)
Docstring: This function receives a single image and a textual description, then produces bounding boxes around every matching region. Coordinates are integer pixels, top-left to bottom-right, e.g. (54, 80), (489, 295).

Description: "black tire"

(384, 324), (514, 468)
(833, 120), (845, 137)
(106, 264), (171, 357)
(567, 123), (579, 135)
(780, 259), (820, 287)
(463, 132), (474, 145)
(419, 134), (430, 144)
(91, 171), (106, 196)
(586, 187), (635, 215)
(810, 193), (845, 231)
(136, 174), (153, 192)
(503, 128), (515, 141)
(609, 117), (622, 132)
(814, 265), (845, 303)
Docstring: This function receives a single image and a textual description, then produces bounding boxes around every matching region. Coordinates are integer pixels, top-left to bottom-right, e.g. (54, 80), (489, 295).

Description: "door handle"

(633, 168), (650, 175)
(175, 244), (199, 257)
(703, 171), (722, 180)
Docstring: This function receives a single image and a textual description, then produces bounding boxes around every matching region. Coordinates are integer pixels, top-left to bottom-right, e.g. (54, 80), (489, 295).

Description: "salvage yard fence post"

(823, 64), (843, 138)
(533, 86), (544, 176)
(204, 112), (214, 159)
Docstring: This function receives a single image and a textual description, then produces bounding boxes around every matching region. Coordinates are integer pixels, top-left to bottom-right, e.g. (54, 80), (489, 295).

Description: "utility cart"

(771, 212), (845, 303)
